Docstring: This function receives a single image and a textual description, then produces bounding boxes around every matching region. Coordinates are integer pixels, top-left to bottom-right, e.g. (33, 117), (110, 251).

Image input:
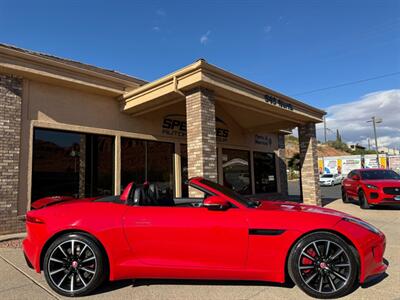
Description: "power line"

(292, 71), (400, 96)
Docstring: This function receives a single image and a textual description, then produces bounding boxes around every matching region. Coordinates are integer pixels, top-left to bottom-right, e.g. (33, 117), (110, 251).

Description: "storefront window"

(121, 139), (146, 187)
(32, 128), (114, 203)
(147, 141), (174, 199)
(253, 151), (277, 193)
(222, 148), (251, 194)
(121, 138), (174, 199)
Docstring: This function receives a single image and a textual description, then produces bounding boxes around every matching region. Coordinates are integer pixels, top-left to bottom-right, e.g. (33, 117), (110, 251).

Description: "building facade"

(0, 44), (325, 234)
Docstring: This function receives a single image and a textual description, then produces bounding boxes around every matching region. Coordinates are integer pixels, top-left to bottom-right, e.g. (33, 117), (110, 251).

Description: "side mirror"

(352, 175), (360, 181)
(203, 196), (230, 211)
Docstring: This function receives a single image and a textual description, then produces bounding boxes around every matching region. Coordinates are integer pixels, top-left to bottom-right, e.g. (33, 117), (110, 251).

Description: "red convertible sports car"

(23, 178), (387, 298)
(342, 168), (400, 209)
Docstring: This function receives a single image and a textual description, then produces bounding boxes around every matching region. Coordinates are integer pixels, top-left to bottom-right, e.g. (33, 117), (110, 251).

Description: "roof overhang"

(0, 44), (145, 96)
(121, 60), (325, 129)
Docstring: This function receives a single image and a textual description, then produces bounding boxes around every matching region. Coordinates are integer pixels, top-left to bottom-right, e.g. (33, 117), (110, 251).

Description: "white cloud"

(200, 30), (211, 45)
(263, 25), (272, 33)
(156, 9), (166, 16)
(317, 89), (400, 149)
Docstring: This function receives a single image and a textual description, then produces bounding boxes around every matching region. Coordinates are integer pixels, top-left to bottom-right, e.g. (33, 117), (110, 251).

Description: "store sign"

(363, 155), (379, 168)
(162, 114), (229, 142)
(389, 155), (400, 173)
(254, 134), (273, 147)
(341, 157), (362, 176)
(324, 158), (339, 174)
(264, 94), (293, 111)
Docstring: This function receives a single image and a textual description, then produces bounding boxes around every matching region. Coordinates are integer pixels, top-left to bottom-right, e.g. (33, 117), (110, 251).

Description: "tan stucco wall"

(18, 79), (282, 213)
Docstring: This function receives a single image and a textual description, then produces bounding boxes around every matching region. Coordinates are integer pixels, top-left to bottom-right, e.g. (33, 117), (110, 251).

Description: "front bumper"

(334, 220), (387, 283)
(366, 190), (400, 205)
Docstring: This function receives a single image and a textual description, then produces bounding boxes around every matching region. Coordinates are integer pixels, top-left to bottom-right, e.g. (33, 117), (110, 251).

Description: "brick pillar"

(298, 123), (321, 206)
(186, 88), (217, 197)
(276, 134), (288, 197)
(0, 74), (24, 234)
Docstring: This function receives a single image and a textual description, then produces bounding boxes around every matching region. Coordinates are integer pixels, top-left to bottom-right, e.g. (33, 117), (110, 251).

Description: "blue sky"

(1, 0), (399, 146)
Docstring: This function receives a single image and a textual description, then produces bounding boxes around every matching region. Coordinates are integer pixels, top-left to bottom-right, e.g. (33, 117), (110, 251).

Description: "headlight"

(343, 217), (380, 235)
(366, 184), (378, 190)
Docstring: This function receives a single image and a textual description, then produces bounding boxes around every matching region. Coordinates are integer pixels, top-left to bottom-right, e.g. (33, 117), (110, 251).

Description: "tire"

(43, 233), (106, 297)
(358, 190), (370, 209)
(342, 189), (349, 203)
(288, 232), (359, 299)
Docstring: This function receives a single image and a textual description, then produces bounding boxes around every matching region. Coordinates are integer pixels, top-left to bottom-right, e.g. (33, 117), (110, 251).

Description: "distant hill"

(285, 135), (349, 159)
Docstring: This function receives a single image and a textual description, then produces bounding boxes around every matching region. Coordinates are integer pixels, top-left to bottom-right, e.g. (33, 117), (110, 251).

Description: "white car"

(319, 173), (342, 186)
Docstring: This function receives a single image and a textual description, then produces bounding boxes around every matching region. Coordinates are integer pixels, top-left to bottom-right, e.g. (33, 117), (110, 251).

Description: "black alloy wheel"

(43, 233), (106, 297)
(288, 232), (358, 299)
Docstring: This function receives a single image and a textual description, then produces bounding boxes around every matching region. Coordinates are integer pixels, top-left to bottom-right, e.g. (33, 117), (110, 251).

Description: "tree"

(288, 153), (301, 171)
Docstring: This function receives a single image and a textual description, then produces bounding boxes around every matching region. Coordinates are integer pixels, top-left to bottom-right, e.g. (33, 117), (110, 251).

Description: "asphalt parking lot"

(288, 179), (342, 205)
(0, 186), (399, 300)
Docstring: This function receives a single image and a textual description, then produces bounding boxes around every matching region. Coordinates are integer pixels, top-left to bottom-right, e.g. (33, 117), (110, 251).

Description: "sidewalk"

(0, 249), (56, 299)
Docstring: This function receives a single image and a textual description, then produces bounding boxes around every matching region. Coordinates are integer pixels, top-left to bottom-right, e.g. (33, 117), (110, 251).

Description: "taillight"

(26, 214), (45, 224)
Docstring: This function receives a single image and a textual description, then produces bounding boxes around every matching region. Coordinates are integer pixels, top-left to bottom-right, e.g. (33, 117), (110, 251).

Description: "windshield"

(197, 179), (257, 207)
(321, 174), (333, 178)
(360, 170), (400, 180)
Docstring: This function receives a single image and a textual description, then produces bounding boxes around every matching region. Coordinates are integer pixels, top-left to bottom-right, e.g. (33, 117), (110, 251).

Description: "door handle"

(135, 219), (151, 226)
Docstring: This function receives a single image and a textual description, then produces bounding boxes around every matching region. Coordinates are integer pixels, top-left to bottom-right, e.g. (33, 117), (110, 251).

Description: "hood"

(362, 179), (400, 187)
(31, 196), (98, 210)
(319, 177), (333, 181)
(320, 177), (334, 181)
(256, 200), (353, 218)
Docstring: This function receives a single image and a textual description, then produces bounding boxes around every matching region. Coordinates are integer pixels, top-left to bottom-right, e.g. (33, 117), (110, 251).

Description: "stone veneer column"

(0, 74), (24, 234)
(185, 88), (217, 197)
(276, 134), (288, 197)
(298, 123), (321, 206)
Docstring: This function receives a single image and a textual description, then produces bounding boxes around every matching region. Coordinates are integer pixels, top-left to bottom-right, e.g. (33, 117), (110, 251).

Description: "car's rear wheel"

(358, 190), (370, 209)
(288, 232), (358, 299)
(43, 233), (106, 297)
(342, 189), (349, 203)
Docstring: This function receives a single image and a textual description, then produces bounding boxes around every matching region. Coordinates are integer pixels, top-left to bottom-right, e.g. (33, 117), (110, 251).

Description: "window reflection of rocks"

(222, 149), (251, 195)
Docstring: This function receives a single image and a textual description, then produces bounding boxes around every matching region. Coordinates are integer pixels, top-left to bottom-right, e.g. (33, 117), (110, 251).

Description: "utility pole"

(367, 138), (371, 150)
(323, 116), (327, 143)
(367, 116), (382, 160)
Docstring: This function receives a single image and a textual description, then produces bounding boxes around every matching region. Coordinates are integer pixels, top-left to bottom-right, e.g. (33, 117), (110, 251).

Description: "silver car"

(319, 173), (342, 186)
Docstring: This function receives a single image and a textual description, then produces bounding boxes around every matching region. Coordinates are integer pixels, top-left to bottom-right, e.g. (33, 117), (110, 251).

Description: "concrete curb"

(0, 232), (26, 242)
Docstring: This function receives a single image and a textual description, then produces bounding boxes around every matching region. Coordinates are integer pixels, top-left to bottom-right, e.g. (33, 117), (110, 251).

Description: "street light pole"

(367, 116), (382, 161)
(372, 117), (378, 154)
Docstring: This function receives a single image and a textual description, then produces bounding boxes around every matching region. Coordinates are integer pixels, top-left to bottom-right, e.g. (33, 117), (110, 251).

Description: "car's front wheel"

(342, 189), (349, 203)
(358, 190), (370, 209)
(43, 233), (106, 297)
(288, 232), (358, 299)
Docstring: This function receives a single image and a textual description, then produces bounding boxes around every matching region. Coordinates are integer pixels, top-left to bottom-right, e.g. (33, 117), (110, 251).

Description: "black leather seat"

(148, 183), (175, 206)
(128, 183), (175, 207)
(128, 185), (145, 206)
